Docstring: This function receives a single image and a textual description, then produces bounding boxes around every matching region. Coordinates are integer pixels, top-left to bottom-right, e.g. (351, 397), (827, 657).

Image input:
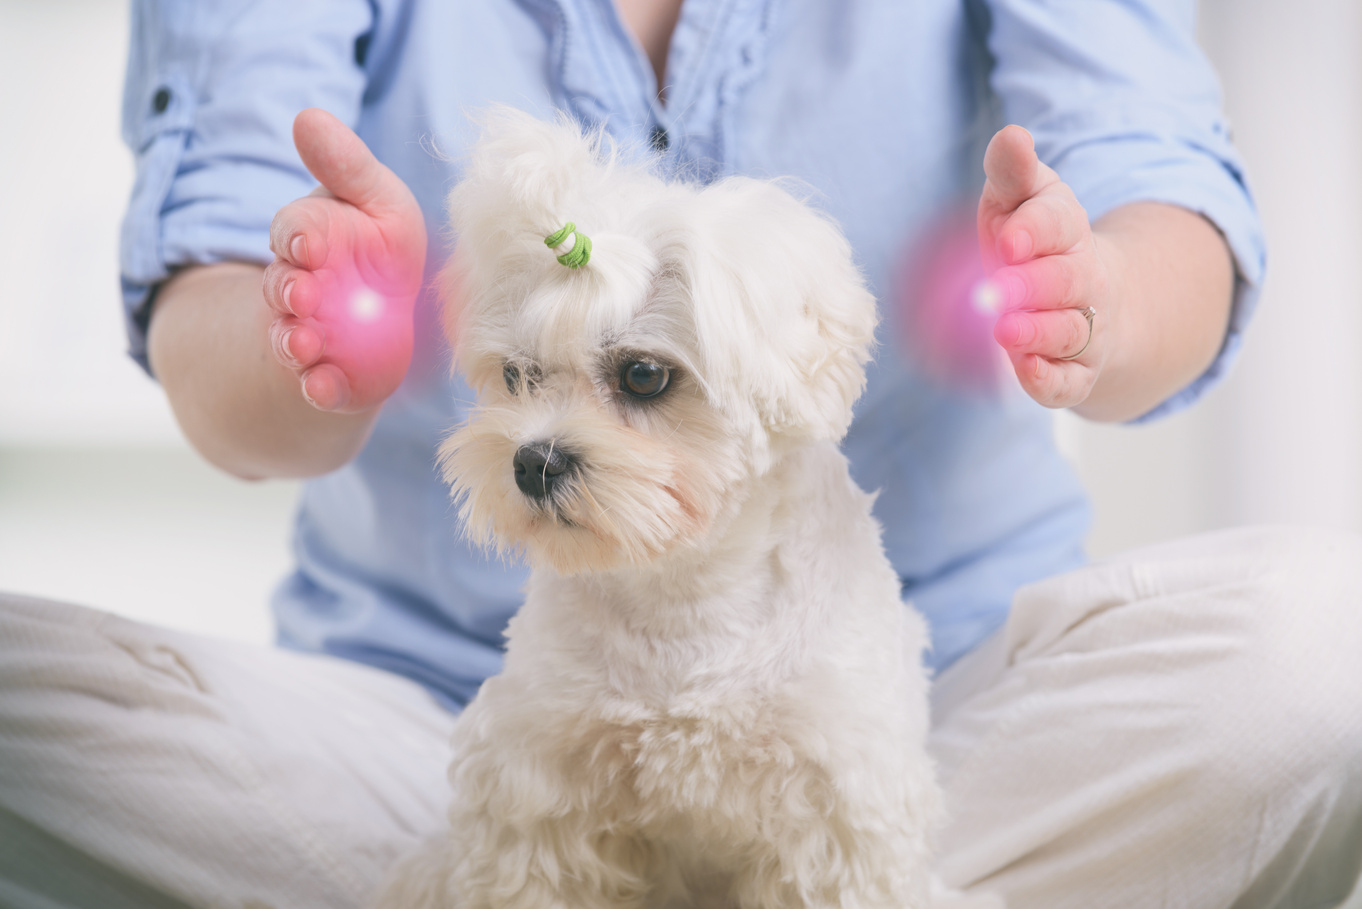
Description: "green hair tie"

(544, 222), (592, 269)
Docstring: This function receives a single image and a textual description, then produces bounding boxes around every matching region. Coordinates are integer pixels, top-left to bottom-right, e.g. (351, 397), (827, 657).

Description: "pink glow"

(310, 268), (413, 409)
(349, 286), (384, 323)
(895, 210), (1006, 392)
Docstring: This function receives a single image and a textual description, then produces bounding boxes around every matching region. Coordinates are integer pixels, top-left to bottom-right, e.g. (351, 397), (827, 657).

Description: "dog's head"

(438, 109), (877, 574)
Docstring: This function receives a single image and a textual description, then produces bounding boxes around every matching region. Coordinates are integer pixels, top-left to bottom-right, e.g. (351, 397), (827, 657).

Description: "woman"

(2, 1), (1359, 905)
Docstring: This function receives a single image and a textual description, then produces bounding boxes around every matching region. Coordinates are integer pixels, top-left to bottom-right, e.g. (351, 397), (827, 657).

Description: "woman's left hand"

(978, 125), (1116, 409)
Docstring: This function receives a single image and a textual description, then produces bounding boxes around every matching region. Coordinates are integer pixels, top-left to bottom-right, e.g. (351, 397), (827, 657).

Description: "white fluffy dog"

(379, 110), (968, 909)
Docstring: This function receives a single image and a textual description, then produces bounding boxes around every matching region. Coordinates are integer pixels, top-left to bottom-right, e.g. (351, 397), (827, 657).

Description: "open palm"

(262, 109), (428, 413)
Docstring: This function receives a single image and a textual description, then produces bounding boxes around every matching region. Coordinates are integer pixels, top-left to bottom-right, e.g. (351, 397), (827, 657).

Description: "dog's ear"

(685, 178), (877, 445)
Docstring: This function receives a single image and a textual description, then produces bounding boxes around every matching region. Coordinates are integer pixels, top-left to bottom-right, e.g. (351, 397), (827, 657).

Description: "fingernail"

(1011, 231), (1033, 261)
(300, 372), (319, 408)
(282, 280), (295, 313)
(999, 313), (1032, 347)
(290, 235), (307, 265)
(275, 326), (298, 365)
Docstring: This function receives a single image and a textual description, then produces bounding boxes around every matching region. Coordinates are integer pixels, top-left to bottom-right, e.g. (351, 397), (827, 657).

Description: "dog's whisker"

(578, 482), (614, 520)
(576, 483), (621, 541)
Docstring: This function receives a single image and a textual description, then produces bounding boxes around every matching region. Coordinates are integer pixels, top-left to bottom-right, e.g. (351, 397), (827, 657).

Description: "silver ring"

(1060, 306), (1097, 360)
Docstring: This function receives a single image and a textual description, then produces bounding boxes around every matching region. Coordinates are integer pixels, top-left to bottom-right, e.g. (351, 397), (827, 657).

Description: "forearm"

(1076, 202), (1236, 422)
(147, 263), (378, 480)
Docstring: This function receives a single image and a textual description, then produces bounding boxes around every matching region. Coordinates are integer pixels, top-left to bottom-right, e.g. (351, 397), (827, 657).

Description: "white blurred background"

(0, 0), (1358, 647)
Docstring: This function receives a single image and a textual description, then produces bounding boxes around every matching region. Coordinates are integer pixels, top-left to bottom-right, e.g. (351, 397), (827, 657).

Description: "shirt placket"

(520, 0), (776, 180)
(517, 0), (655, 147)
(662, 0), (778, 180)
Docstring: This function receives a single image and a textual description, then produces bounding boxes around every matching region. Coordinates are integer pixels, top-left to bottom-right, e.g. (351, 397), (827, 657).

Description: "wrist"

(150, 263), (381, 480)
(1070, 229), (1138, 420)
(1071, 203), (1233, 423)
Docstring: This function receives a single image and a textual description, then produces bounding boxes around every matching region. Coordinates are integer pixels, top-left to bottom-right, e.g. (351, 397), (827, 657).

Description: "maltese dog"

(378, 110), (990, 909)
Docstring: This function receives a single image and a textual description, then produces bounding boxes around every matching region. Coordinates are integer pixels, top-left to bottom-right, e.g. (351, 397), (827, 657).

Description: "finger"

(994, 255), (1090, 311)
(993, 307), (1095, 360)
(980, 125), (1062, 216)
(269, 316), (326, 370)
(293, 108), (418, 222)
(995, 187), (1088, 264)
(268, 198), (332, 270)
(299, 363), (351, 412)
(262, 262), (321, 318)
(1007, 350), (1096, 410)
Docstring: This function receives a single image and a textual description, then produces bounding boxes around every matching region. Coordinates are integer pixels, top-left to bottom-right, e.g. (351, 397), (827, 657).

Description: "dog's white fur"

(377, 110), (976, 909)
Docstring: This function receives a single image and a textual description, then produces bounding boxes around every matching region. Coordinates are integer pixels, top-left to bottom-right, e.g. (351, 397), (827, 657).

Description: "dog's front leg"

(727, 799), (934, 909)
(375, 815), (655, 909)
(446, 811), (655, 909)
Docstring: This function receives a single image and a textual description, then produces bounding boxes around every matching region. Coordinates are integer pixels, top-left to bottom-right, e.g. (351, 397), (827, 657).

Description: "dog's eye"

(503, 362), (540, 395)
(620, 362), (670, 399)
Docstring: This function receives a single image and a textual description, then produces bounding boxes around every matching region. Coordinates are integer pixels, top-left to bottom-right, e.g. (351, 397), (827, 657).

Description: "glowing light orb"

(893, 209), (1006, 393)
(350, 287), (383, 323)
(971, 279), (1002, 315)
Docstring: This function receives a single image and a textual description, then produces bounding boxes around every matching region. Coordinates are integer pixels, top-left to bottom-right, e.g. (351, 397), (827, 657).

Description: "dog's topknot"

(451, 107), (621, 239)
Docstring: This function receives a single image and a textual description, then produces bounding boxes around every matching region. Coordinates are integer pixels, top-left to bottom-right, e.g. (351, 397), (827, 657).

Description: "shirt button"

(152, 87), (172, 114)
(649, 125), (669, 152)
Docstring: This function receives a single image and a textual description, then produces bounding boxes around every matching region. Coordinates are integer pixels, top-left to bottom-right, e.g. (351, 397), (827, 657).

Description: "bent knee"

(0, 592), (212, 714)
(1190, 528), (1362, 799)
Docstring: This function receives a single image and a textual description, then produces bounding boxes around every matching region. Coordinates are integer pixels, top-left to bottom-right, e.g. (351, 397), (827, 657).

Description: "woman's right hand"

(263, 108), (428, 414)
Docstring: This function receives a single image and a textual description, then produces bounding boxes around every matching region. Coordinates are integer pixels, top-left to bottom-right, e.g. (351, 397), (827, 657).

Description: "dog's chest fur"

(448, 444), (923, 888)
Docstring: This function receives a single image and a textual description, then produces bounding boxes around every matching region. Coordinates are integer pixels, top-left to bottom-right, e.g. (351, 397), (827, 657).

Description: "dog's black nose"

(513, 443), (573, 499)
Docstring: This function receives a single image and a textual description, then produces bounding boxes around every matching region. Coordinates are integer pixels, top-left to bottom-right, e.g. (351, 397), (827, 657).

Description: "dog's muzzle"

(513, 443), (574, 500)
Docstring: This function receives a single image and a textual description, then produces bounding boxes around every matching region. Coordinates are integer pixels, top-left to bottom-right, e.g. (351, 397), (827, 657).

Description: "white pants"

(2, 526), (1361, 909)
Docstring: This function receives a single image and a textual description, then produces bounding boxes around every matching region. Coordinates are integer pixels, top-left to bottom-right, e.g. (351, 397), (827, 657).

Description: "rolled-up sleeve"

(983, 0), (1265, 421)
(119, 0), (375, 373)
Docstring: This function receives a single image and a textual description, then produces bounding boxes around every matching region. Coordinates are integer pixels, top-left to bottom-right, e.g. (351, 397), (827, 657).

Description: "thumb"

(980, 125), (1053, 214)
(292, 108), (415, 220)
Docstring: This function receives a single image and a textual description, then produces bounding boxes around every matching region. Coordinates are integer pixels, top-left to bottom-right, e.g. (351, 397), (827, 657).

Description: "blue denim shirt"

(121, 0), (1264, 709)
